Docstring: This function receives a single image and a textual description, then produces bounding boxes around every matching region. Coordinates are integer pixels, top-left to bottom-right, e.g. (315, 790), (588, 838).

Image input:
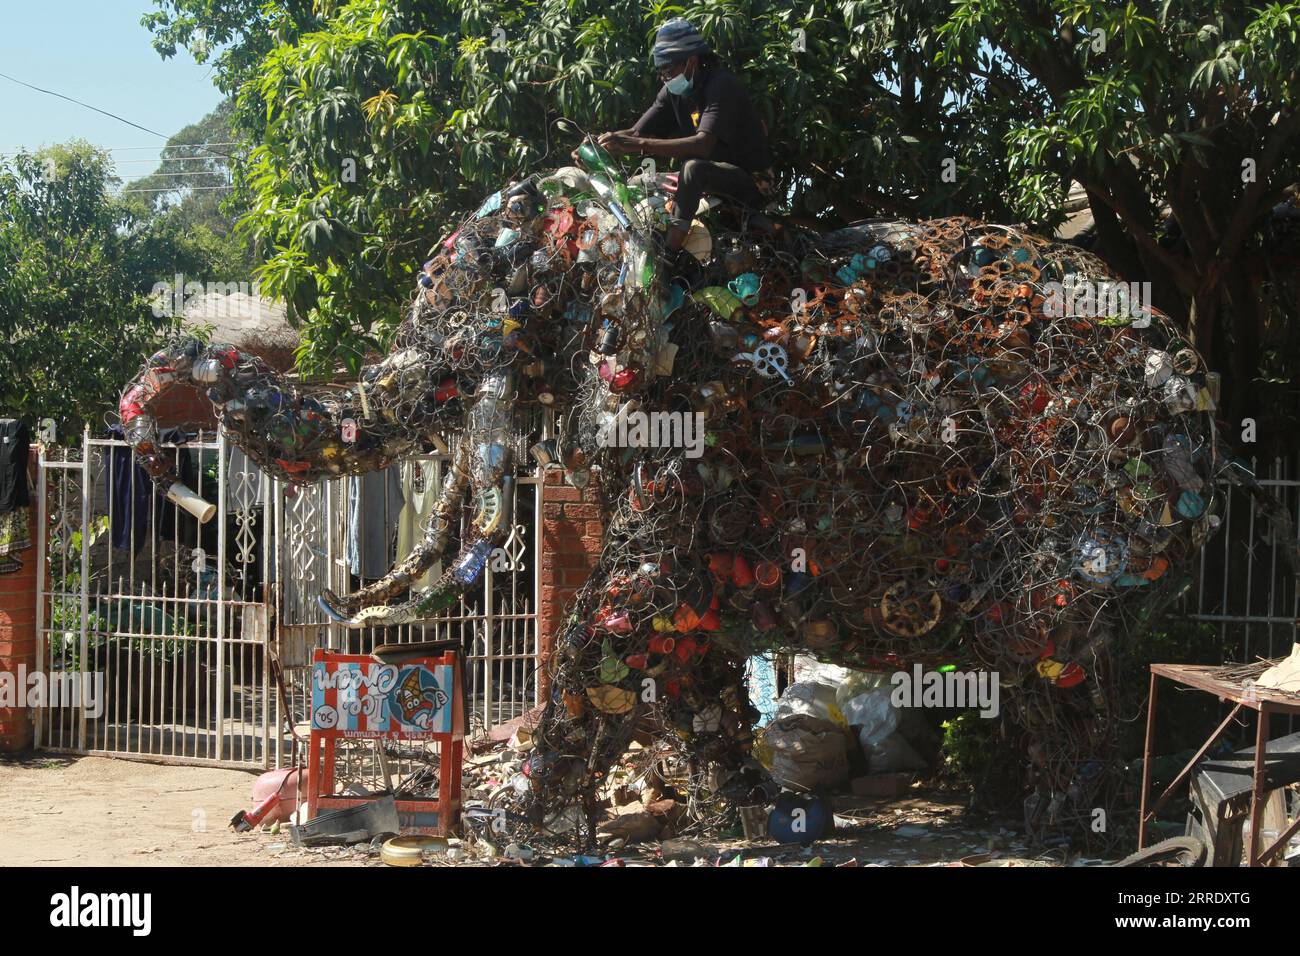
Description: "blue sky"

(0, 0), (226, 182)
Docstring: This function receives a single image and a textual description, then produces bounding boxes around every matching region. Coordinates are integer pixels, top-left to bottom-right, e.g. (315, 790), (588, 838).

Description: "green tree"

(145, 1), (1300, 430)
(128, 99), (259, 281)
(0, 143), (204, 433)
(142, 0), (323, 95)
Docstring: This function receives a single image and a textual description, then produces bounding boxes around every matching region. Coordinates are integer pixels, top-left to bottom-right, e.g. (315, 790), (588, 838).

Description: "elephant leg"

(669, 653), (766, 824)
(1016, 665), (1121, 851)
(521, 565), (657, 846)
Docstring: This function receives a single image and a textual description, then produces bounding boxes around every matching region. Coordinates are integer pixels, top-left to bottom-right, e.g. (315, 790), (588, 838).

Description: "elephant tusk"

(164, 480), (216, 523)
(473, 485), (504, 535)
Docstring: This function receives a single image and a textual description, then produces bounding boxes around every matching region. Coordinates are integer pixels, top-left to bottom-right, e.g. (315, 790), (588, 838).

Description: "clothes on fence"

(0, 510), (30, 567)
(348, 465), (404, 580)
(396, 459), (441, 591)
(0, 419), (30, 514)
(110, 433), (151, 552)
(109, 426), (198, 552)
(0, 419), (32, 571)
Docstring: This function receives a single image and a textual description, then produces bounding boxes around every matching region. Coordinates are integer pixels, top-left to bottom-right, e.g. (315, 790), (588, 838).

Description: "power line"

(125, 170), (234, 178)
(0, 71), (234, 161)
(0, 146), (240, 156)
(121, 185), (235, 194)
(103, 144), (240, 151)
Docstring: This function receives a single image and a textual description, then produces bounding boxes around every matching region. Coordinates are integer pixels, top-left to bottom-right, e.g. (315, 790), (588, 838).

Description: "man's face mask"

(663, 60), (693, 96)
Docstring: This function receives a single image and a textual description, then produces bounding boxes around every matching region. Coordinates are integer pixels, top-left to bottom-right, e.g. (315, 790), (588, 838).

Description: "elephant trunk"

(322, 370), (517, 625)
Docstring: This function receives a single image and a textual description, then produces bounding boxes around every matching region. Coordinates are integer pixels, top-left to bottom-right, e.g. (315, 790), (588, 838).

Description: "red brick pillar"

(0, 449), (39, 753)
(537, 470), (605, 700)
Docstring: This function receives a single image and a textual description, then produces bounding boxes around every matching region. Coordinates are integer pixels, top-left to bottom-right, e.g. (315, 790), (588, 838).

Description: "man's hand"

(597, 131), (638, 154)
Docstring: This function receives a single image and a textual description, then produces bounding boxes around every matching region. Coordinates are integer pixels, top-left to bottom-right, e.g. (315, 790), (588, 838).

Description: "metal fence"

(36, 429), (540, 770)
(1183, 454), (1300, 662)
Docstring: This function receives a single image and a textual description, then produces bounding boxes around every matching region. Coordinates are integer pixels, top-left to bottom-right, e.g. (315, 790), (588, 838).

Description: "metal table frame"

(1139, 662), (1300, 866)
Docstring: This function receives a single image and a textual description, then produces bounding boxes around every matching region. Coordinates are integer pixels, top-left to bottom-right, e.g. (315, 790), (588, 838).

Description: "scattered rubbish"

(381, 835), (449, 867)
(738, 803), (771, 840)
(230, 767), (302, 832)
(660, 838), (713, 862)
(288, 794), (400, 847)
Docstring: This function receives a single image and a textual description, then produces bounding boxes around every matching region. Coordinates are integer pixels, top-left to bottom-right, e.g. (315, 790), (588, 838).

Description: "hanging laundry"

(0, 419), (32, 571)
(348, 465), (405, 580)
(109, 426), (199, 552)
(396, 458), (441, 590)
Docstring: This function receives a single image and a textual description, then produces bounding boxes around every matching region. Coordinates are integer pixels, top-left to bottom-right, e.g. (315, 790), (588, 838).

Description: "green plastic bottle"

(577, 141), (637, 214)
(416, 585), (460, 615)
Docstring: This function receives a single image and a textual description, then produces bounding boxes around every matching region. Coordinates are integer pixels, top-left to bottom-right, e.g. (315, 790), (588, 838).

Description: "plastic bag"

(775, 681), (846, 726)
(760, 714), (850, 792)
(834, 671), (891, 707)
(865, 731), (927, 773)
(791, 655), (854, 686)
(840, 687), (899, 748)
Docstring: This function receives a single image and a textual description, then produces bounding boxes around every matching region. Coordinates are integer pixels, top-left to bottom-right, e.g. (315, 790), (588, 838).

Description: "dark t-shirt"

(0, 419), (30, 514)
(631, 63), (772, 173)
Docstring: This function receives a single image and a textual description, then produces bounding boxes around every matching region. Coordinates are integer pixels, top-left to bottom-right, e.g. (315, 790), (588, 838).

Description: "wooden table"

(1139, 662), (1300, 866)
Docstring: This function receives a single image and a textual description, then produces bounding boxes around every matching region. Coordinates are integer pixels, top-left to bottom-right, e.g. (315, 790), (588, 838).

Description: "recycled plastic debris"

(119, 136), (1285, 848)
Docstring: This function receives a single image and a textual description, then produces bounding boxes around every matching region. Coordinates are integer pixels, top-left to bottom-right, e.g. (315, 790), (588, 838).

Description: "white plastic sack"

(775, 681), (844, 725)
(865, 731), (927, 773)
(841, 687), (899, 748)
(834, 671), (891, 707)
(791, 654), (855, 686)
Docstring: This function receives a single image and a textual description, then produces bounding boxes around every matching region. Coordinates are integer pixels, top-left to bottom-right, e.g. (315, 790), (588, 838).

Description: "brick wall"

(537, 469), (605, 700)
(0, 449), (39, 752)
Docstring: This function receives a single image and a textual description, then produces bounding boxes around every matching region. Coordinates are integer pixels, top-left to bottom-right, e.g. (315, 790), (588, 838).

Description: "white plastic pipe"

(166, 481), (216, 523)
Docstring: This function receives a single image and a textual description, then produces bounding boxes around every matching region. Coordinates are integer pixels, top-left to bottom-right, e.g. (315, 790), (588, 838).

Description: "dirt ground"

(0, 754), (339, 867)
(0, 752), (1070, 867)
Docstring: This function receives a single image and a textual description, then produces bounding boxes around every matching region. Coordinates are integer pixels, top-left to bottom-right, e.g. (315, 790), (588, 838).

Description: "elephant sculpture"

(122, 143), (1277, 848)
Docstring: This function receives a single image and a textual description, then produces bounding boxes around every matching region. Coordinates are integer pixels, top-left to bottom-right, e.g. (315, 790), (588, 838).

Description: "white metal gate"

(36, 430), (540, 770)
(36, 429), (273, 767)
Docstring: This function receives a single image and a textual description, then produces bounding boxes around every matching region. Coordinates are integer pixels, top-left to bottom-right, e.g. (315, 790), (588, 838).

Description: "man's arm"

(599, 129), (717, 159)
